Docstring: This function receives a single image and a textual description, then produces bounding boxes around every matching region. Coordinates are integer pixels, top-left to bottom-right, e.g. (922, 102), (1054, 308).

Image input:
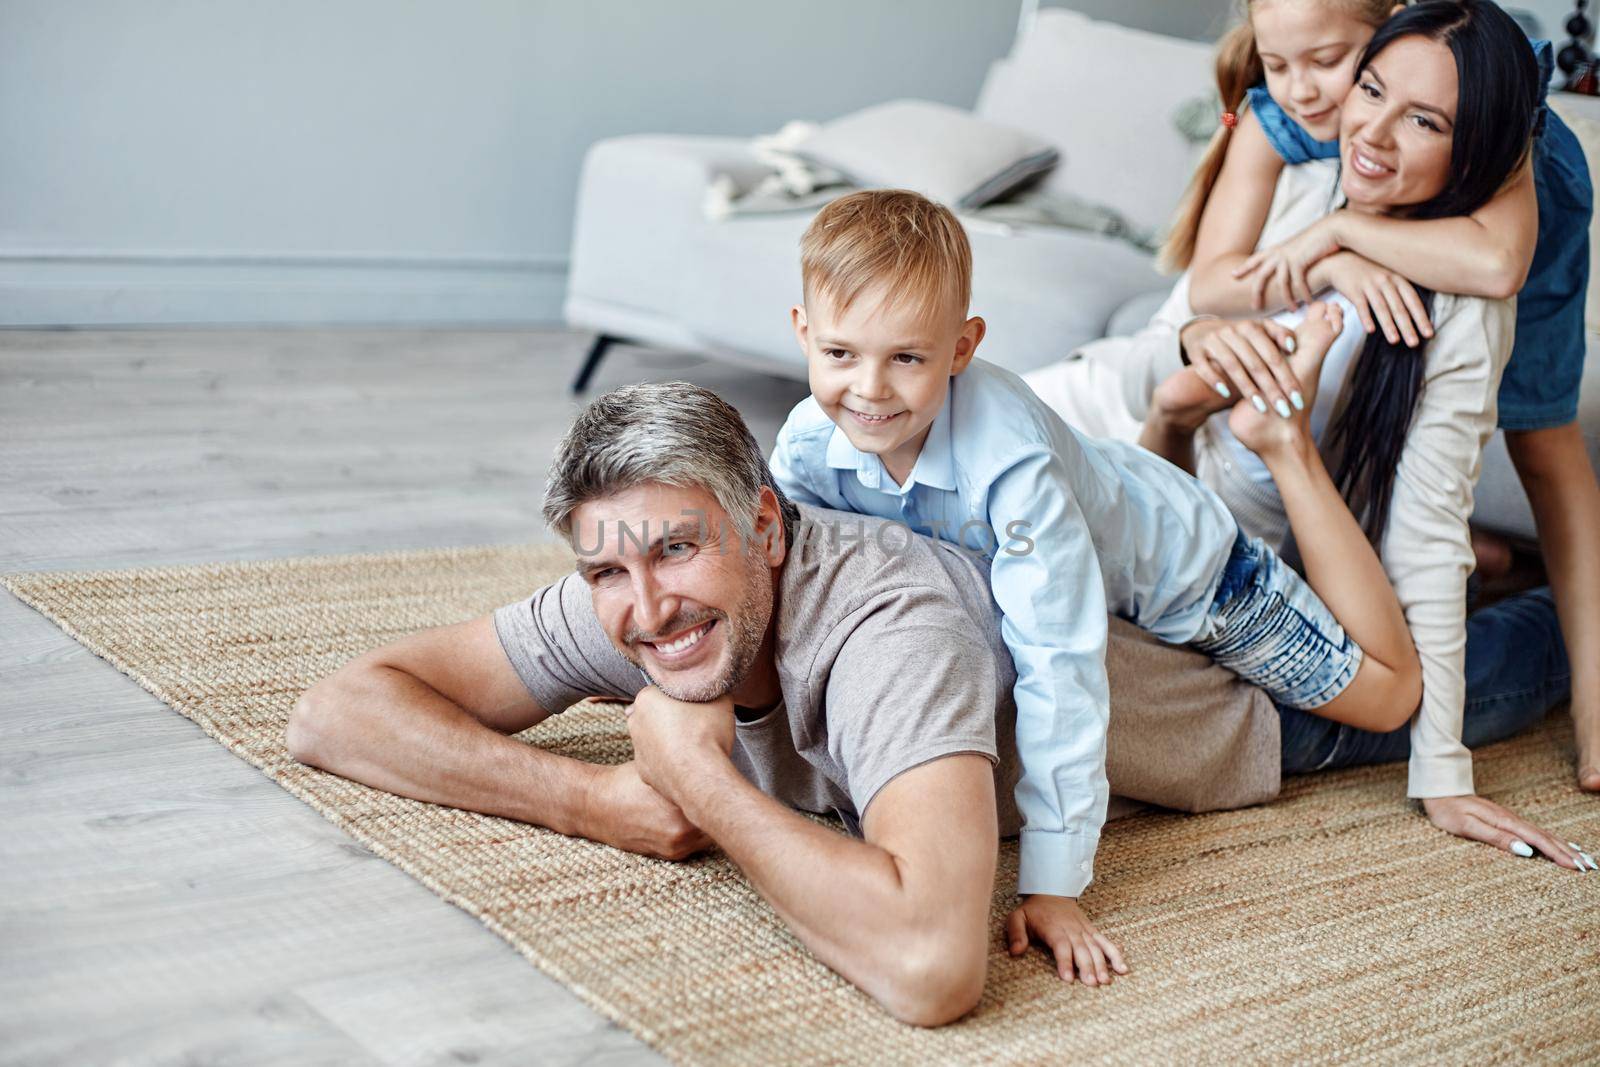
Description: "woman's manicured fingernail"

(1290, 390), (1305, 411)
(1274, 399), (1292, 419)
(1251, 395), (1268, 414)
(1510, 839), (1534, 858)
(1284, 336), (1297, 353)
(1214, 382), (1231, 399)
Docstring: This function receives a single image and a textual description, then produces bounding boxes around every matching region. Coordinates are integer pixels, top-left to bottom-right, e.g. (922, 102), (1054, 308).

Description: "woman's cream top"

(1025, 159), (1515, 799)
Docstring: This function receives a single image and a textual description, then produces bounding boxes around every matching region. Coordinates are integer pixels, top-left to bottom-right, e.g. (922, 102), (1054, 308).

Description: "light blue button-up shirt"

(770, 359), (1238, 897)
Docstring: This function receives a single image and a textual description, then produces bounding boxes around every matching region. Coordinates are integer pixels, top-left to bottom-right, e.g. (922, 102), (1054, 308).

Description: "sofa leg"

(571, 334), (617, 394)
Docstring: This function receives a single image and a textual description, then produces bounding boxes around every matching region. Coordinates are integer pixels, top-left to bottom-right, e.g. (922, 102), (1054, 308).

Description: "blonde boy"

(770, 189), (1408, 985)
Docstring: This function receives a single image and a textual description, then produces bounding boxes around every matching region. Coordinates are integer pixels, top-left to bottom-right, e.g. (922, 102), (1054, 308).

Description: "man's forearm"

(290, 665), (599, 836)
(673, 758), (916, 974)
(668, 756), (992, 1016)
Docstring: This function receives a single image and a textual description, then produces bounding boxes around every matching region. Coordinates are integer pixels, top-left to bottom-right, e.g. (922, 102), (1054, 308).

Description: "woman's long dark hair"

(1325, 0), (1541, 543)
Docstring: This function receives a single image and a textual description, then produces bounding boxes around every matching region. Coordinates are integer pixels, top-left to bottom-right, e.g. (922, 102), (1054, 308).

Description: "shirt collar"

(909, 396), (957, 491)
(822, 386), (957, 493)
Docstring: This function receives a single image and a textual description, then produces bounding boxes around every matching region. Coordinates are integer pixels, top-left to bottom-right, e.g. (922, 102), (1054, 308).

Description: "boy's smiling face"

(792, 283), (984, 486)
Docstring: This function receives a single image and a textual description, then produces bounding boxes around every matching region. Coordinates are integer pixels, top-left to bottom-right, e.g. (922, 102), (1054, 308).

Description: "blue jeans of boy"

(1190, 530), (1364, 710)
(1278, 587), (1571, 774)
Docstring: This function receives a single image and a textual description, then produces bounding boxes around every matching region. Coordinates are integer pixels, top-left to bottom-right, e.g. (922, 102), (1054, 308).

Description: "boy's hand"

(1004, 894), (1128, 986)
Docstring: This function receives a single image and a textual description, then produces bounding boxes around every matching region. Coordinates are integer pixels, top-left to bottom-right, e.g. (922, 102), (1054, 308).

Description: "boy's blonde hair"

(800, 189), (972, 323)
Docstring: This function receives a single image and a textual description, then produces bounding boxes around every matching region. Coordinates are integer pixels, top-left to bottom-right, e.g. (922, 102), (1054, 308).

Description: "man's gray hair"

(542, 381), (801, 551)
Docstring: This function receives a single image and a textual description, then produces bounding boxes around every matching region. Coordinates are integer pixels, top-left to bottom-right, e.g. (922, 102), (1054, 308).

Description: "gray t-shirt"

(494, 504), (1025, 835)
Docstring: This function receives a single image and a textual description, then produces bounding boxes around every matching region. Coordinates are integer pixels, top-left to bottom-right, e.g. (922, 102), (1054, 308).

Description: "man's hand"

(1421, 794), (1593, 871)
(1004, 894), (1129, 987)
(581, 761), (712, 861)
(626, 684), (736, 804)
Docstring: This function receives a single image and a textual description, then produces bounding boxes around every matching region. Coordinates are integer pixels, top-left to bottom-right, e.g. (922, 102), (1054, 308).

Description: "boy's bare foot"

(1150, 364), (1231, 432)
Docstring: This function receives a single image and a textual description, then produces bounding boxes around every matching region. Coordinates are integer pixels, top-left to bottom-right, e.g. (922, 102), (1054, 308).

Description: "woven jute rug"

(5, 546), (1597, 1065)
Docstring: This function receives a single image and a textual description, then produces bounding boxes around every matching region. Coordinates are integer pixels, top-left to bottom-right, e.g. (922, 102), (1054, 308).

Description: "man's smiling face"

(573, 482), (779, 704)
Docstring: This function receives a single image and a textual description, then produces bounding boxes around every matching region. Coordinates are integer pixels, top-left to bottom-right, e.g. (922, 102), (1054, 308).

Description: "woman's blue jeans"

(1278, 587), (1571, 774)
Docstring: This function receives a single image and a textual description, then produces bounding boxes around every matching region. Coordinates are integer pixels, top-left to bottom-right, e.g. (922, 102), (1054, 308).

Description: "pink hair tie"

(1221, 111), (1238, 128)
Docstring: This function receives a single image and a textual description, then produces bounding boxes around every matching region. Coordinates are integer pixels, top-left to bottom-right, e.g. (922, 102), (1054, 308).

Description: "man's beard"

(624, 560), (772, 703)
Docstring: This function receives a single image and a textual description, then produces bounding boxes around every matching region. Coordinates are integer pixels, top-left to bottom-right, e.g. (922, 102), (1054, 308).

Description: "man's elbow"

(875, 935), (987, 1028)
(286, 679), (347, 768)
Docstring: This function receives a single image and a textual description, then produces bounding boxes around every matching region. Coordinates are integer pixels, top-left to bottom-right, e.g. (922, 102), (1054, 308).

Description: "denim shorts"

(1190, 530), (1364, 710)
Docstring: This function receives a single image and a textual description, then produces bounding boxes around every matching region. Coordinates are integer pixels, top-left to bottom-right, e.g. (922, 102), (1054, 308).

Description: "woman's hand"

(1421, 794), (1595, 871)
(1313, 251), (1434, 347)
(1232, 216), (1343, 311)
(1005, 894), (1129, 986)
(1177, 316), (1303, 421)
(1225, 302), (1344, 458)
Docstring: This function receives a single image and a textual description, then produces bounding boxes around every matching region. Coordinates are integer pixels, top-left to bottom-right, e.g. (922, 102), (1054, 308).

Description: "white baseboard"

(0, 251), (568, 326)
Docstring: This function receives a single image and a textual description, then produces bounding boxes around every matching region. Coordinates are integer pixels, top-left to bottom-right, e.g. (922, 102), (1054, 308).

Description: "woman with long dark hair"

(1028, 2), (1586, 868)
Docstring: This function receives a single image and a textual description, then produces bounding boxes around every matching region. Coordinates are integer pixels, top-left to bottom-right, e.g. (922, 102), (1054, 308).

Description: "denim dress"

(1245, 36), (1593, 430)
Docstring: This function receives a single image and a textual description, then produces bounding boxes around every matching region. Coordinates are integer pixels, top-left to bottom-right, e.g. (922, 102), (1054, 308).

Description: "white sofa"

(564, 9), (1599, 541)
(564, 11), (1208, 385)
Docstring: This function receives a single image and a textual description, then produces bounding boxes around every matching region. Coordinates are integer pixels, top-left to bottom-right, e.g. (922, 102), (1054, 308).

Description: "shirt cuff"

(1017, 828), (1099, 898)
(1406, 749), (1474, 799)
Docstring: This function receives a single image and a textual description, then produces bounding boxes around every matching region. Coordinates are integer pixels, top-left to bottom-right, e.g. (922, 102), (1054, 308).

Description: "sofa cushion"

(566, 135), (770, 330)
(796, 99), (1059, 209)
(975, 9), (1215, 235)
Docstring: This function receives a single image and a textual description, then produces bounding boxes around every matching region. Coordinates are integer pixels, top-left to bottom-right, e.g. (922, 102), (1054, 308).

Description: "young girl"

(1168, 0), (1600, 797)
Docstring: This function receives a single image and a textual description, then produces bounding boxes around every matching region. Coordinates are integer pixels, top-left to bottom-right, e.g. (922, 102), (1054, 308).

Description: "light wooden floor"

(0, 329), (809, 1066)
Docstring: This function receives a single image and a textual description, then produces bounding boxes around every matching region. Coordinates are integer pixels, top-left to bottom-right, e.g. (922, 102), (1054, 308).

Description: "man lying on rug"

(288, 380), (1290, 1027)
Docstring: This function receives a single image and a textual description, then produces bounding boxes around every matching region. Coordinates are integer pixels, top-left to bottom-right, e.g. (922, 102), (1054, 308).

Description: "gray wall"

(1, 0), (1020, 326)
(1, 0), (1584, 326)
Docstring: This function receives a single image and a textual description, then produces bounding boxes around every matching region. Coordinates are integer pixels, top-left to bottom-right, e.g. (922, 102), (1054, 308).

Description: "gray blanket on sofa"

(704, 120), (1163, 254)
